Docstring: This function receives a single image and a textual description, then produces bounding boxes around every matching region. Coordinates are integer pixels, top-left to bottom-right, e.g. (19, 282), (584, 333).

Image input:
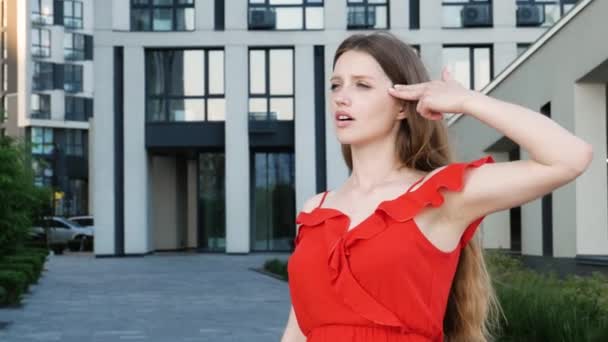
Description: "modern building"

(1, 0), (94, 217)
(93, 0), (580, 257)
(448, 0), (607, 266)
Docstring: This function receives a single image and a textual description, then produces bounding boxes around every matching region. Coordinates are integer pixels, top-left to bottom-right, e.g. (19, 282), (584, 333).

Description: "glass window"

(32, 61), (54, 91)
(347, 0), (389, 30)
(31, 126), (54, 155)
(248, 48), (294, 121)
(32, 157), (53, 187)
(131, 0), (195, 31)
(64, 64), (83, 93)
(145, 49), (225, 121)
(65, 96), (91, 121)
(442, 0), (493, 28)
(65, 129), (84, 156)
(442, 45), (492, 119)
(64, 32), (85, 60)
(31, 0), (53, 25)
(248, 0), (324, 30)
(32, 28), (51, 58)
(64, 0), (83, 29)
(31, 93), (51, 119)
(516, 0), (579, 27)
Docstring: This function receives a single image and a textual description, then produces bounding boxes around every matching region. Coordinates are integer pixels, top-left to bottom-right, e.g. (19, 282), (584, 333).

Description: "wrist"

(461, 90), (485, 114)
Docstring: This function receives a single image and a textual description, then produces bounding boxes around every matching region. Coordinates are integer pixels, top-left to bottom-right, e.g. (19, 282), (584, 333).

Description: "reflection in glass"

(198, 152), (226, 251)
(270, 98), (294, 120)
(207, 99), (226, 121)
(252, 152), (295, 251)
(443, 47), (471, 89)
(474, 48), (491, 91)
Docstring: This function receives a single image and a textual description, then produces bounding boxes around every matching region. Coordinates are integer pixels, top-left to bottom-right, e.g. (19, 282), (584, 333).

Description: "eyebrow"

(330, 75), (375, 82)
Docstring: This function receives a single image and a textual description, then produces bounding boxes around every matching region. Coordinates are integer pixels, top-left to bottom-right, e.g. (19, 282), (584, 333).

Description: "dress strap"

(406, 175), (426, 194)
(316, 191), (329, 209)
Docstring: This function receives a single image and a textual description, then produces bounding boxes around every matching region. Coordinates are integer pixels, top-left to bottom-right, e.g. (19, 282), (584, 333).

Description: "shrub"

(0, 270), (28, 305)
(0, 256), (44, 279)
(0, 262), (36, 284)
(263, 258), (288, 281)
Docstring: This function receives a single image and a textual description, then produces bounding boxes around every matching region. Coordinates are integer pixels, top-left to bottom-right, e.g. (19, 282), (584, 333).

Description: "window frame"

(64, 63), (83, 93)
(31, 93), (51, 119)
(64, 0), (84, 30)
(130, 0), (196, 32)
(64, 32), (86, 60)
(32, 28), (51, 58)
(247, 0), (325, 31)
(32, 61), (54, 91)
(30, 126), (54, 155)
(65, 129), (84, 156)
(31, 0), (54, 26)
(346, 0), (390, 30)
(248, 46), (295, 121)
(442, 44), (494, 91)
(145, 47), (226, 122)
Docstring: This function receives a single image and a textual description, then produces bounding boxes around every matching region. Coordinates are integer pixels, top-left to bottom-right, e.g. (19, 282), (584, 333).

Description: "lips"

(335, 111), (354, 121)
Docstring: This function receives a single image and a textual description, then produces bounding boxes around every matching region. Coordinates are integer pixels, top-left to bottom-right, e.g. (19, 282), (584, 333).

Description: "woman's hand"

(387, 66), (479, 121)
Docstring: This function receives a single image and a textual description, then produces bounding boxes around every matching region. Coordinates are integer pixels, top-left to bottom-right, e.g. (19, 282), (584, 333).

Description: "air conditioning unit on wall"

(516, 4), (544, 27)
(249, 8), (276, 30)
(461, 4), (492, 27)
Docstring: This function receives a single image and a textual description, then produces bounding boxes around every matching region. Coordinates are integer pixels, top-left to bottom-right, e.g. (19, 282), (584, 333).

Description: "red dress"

(287, 155), (495, 341)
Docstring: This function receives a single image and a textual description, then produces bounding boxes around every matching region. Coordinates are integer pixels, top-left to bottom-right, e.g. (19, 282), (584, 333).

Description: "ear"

(396, 103), (407, 120)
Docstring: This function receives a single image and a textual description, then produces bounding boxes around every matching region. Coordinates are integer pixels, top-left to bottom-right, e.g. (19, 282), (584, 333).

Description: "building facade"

(2, 0), (94, 217)
(448, 0), (607, 265)
(93, 0), (579, 256)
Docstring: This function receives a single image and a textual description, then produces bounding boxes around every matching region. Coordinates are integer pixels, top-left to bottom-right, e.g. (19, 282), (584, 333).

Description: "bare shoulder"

(300, 191), (328, 214)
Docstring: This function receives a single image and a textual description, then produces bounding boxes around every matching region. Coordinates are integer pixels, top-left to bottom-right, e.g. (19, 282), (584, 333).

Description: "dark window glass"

(131, 0), (195, 31)
(347, 0), (389, 30)
(248, 48), (294, 121)
(32, 28), (51, 58)
(248, 0), (324, 31)
(65, 129), (84, 156)
(442, 0), (493, 28)
(64, 0), (83, 29)
(64, 64), (83, 93)
(65, 96), (91, 121)
(33, 62), (54, 91)
(145, 49), (225, 122)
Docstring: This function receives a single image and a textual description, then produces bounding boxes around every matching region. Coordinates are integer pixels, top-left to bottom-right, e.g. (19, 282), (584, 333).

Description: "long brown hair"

(332, 31), (502, 342)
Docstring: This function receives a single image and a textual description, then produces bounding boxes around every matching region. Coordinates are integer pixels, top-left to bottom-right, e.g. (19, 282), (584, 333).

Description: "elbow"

(569, 142), (594, 177)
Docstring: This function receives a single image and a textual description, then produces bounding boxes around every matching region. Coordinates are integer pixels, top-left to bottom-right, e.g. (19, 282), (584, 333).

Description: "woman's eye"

(330, 84), (339, 91)
(357, 83), (370, 88)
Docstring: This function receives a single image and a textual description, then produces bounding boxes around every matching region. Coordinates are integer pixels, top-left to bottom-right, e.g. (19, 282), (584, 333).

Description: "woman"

(281, 32), (593, 342)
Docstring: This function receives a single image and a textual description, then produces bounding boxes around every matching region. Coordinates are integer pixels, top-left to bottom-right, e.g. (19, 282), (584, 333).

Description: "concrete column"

(92, 46), (115, 255)
(419, 0), (441, 30)
(493, 42), (517, 79)
(294, 45), (317, 213)
(324, 0), (346, 31)
(123, 46), (150, 254)
(225, 0), (247, 31)
(112, 0), (129, 31)
(574, 83), (608, 256)
(494, 0), (516, 29)
(420, 43), (443, 81)
(225, 45), (249, 253)
(196, 0), (214, 31)
(390, 0), (409, 30)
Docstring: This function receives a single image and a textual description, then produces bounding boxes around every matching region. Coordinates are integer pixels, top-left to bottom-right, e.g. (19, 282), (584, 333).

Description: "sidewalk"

(0, 251), (292, 342)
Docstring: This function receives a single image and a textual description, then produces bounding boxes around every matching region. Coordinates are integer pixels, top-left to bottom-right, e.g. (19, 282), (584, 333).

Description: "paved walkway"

(0, 251), (293, 342)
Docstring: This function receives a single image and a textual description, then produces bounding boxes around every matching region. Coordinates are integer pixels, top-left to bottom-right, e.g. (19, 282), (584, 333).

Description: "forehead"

(331, 50), (387, 81)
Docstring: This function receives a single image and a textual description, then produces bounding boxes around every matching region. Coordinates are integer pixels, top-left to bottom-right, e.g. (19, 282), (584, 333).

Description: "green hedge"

(0, 270), (28, 305)
(265, 252), (608, 341)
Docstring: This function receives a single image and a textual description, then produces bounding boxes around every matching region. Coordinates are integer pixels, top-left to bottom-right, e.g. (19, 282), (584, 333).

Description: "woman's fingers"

(388, 86), (424, 100)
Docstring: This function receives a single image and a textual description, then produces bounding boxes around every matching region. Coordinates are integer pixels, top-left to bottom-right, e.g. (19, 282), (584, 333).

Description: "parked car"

(30, 216), (93, 244)
(67, 215), (95, 237)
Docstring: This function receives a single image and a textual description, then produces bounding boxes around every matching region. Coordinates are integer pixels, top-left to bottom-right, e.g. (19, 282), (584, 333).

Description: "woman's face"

(330, 50), (405, 146)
